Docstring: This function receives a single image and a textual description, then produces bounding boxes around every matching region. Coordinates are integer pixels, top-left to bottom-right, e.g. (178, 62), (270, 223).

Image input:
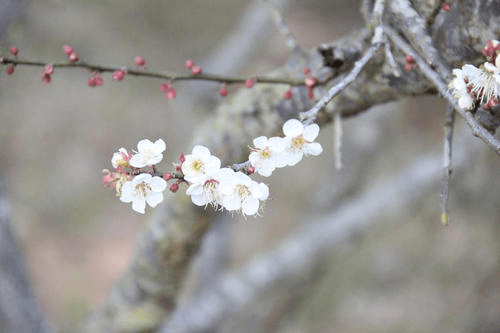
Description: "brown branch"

(0, 57), (305, 86)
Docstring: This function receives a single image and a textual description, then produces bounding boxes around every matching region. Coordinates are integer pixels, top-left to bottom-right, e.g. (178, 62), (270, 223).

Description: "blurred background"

(0, 0), (499, 332)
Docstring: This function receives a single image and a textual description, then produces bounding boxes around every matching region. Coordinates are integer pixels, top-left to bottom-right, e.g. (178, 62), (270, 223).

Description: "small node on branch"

(68, 52), (79, 62)
(192, 65), (202, 75)
(43, 64), (54, 75)
(219, 84), (228, 97)
(6, 65), (14, 75)
(170, 182), (179, 193)
(135, 56), (146, 68)
(9, 47), (18, 57)
(283, 88), (292, 99)
(63, 45), (74, 56)
(42, 72), (51, 84)
(185, 59), (194, 70)
(245, 78), (256, 88)
(112, 69), (125, 81)
(404, 55), (415, 71)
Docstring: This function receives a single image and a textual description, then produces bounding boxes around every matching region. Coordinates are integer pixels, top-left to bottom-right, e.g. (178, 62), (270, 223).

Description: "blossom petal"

(154, 138), (166, 152)
(137, 139), (153, 152)
(303, 124), (320, 141)
(286, 151), (303, 166)
(132, 198), (146, 214)
(253, 136), (268, 149)
(283, 119), (303, 137)
(119, 182), (134, 203)
(146, 192), (163, 208)
(242, 197), (259, 215)
(192, 145), (211, 159)
(150, 176), (167, 192)
(305, 142), (323, 156)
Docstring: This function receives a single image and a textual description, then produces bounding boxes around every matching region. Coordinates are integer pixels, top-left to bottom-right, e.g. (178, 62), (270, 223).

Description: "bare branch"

(440, 104), (455, 226)
(385, 26), (500, 156)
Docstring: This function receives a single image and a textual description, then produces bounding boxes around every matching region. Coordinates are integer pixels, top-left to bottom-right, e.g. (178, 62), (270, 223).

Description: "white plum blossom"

(249, 136), (287, 177)
(282, 119), (323, 166)
(219, 171), (269, 216)
(129, 139), (166, 168)
(111, 147), (131, 169)
(186, 167), (234, 207)
(181, 145), (221, 184)
(120, 173), (167, 214)
(462, 62), (500, 104)
(449, 68), (475, 110)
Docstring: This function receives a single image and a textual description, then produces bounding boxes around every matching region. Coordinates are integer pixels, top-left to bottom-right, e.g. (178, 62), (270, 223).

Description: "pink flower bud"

(179, 152), (185, 163)
(63, 45), (74, 56)
(170, 183), (179, 193)
(69, 52), (79, 62)
(303, 67), (311, 75)
(442, 3), (450, 11)
(6, 66), (14, 75)
(166, 88), (176, 99)
(9, 47), (18, 57)
(305, 75), (317, 88)
(42, 73), (51, 84)
(95, 73), (103, 86)
(405, 55), (415, 64)
(160, 83), (169, 92)
(185, 59), (195, 70)
(404, 63), (414, 72)
(44, 64), (54, 75)
(112, 69), (125, 81)
(219, 84), (228, 97)
(88, 76), (97, 87)
(245, 78), (256, 88)
(135, 56), (146, 67)
(192, 65), (202, 75)
(307, 89), (314, 99)
(247, 166), (255, 175)
(283, 89), (292, 99)
(163, 172), (173, 181)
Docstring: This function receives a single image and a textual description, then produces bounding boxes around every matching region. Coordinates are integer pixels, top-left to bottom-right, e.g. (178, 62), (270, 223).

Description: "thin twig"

(440, 104), (455, 226)
(262, 0), (301, 53)
(0, 57), (306, 86)
(299, 42), (383, 124)
(334, 110), (343, 170)
(385, 26), (500, 156)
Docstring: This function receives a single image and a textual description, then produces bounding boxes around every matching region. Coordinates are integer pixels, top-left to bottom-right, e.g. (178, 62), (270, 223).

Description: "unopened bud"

(163, 172), (173, 181)
(245, 78), (256, 88)
(283, 89), (292, 99)
(6, 65), (14, 75)
(192, 65), (202, 75)
(170, 183), (179, 193)
(219, 84), (228, 97)
(185, 59), (195, 70)
(112, 69), (125, 81)
(68, 52), (79, 62)
(9, 47), (18, 57)
(63, 45), (74, 56)
(135, 56), (145, 67)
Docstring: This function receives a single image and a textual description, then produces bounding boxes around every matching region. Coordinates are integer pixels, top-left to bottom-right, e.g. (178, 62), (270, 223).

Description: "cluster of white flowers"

(449, 39), (500, 110)
(104, 119), (323, 216)
(249, 119), (323, 176)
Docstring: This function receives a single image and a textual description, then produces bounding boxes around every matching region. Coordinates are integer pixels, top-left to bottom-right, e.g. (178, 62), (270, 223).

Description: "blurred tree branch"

(1, 0), (499, 332)
(82, 0), (500, 331)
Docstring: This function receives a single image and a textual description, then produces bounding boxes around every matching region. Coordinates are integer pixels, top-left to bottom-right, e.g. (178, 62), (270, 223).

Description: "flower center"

(192, 159), (204, 172)
(135, 181), (151, 198)
(259, 147), (271, 159)
(291, 135), (305, 151)
(236, 184), (251, 200)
